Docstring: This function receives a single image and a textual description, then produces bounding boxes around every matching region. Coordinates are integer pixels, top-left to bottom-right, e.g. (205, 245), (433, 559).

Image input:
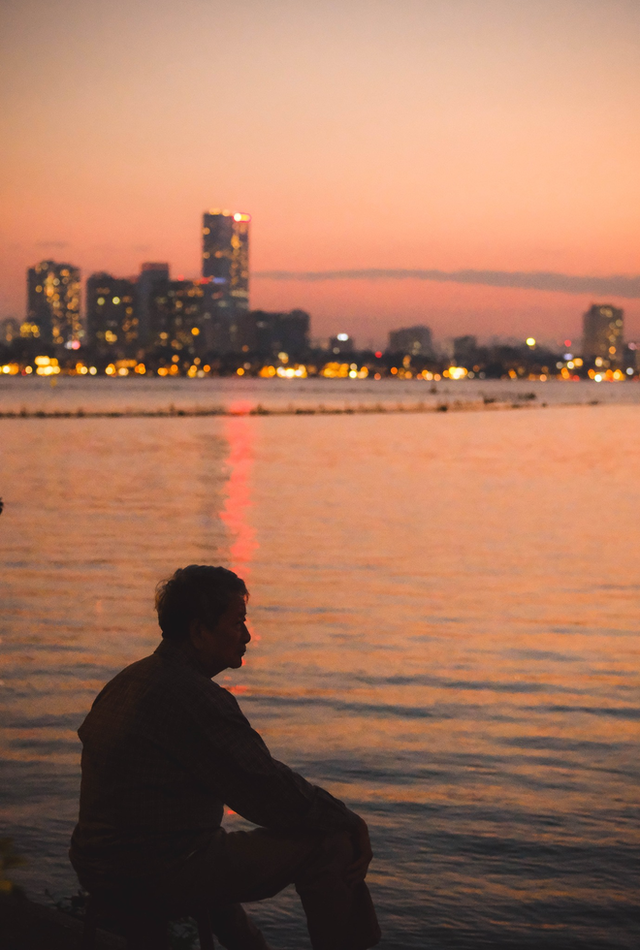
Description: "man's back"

(71, 641), (228, 884)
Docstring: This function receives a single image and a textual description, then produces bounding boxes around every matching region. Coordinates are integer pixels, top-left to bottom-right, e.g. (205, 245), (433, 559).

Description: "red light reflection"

(220, 409), (259, 578)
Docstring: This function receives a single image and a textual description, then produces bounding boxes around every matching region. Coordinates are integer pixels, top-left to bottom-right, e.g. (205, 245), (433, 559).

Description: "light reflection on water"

(0, 402), (639, 949)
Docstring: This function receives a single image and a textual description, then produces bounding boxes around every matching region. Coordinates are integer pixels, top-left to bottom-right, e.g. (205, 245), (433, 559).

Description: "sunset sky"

(1, 0), (639, 346)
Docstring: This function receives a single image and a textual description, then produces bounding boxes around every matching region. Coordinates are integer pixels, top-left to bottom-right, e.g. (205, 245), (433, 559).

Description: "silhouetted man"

(70, 565), (380, 950)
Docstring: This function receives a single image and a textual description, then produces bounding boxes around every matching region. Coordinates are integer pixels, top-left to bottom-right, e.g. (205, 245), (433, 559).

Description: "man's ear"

(189, 618), (207, 648)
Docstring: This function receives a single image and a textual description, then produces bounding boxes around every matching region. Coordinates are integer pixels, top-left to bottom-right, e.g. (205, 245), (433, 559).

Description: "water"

(1, 380), (639, 948)
(2, 373), (640, 416)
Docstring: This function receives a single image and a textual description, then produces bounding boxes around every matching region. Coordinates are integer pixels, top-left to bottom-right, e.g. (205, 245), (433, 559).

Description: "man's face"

(190, 593), (250, 677)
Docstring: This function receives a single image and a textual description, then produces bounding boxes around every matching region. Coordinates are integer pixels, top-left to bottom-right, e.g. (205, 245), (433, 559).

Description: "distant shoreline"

(0, 398), (593, 419)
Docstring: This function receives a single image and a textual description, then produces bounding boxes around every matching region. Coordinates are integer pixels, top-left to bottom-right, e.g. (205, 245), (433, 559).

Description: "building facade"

(453, 335), (478, 366)
(0, 317), (20, 345)
(233, 309), (310, 357)
(329, 333), (355, 355)
(202, 210), (250, 352)
(135, 263), (170, 347)
(388, 325), (433, 357)
(149, 279), (205, 352)
(86, 273), (138, 353)
(582, 304), (624, 367)
(27, 260), (81, 346)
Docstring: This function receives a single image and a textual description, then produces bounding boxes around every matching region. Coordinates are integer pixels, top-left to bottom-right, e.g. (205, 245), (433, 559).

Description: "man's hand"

(346, 816), (373, 885)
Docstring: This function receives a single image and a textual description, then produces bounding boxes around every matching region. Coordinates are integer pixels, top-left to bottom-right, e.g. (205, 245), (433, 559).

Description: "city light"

(447, 366), (468, 380)
(321, 362), (350, 378)
(276, 364), (307, 378)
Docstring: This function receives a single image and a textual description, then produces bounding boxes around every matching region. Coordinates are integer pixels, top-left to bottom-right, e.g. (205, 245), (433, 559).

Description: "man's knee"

(320, 830), (355, 868)
(295, 830), (355, 890)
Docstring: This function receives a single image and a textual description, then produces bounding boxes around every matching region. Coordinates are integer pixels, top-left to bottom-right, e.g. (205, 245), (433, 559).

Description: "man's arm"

(346, 815), (373, 884)
(185, 686), (362, 835)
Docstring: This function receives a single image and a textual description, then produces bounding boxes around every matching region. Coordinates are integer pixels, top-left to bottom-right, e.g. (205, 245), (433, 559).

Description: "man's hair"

(155, 565), (248, 641)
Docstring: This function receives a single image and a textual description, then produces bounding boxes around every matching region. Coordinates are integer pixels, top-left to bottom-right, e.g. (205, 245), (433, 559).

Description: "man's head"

(155, 565), (250, 676)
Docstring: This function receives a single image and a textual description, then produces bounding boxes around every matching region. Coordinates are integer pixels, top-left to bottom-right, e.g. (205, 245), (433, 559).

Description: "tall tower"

(136, 262), (170, 347)
(582, 304), (624, 368)
(202, 209), (250, 352)
(86, 273), (138, 354)
(27, 260), (81, 347)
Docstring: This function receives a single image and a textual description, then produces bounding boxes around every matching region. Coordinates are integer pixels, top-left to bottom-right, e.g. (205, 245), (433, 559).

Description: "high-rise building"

(582, 304), (624, 367)
(149, 278), (205, 352)
(233, 309), (310, 357)
(136, 263), (170, 346)
(453, 335), (478, 366)
(202, 209), (250, 352)
(329, 333), (355, 355)
(86, 273), (138, 353)
(388, 325), (433, 357)
(0, 317), (20, 345)
(27, 260), (81, 346)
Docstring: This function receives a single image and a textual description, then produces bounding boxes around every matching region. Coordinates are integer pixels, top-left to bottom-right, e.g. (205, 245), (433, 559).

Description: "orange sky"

(1, 0), (639, 346)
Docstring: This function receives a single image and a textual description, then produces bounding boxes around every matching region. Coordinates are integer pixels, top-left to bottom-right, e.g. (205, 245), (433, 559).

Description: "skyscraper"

(453, 335), (478, 366)
(136, 262), (170, 347)
(388, 325), (434, 357)
(86, 273), (138, 354)
(27, 260), (81, 346)
(148, 278), (205, 352)
(233, 309), (310, 358)
(582, 304), (624, 367)
(202, 209), (250, 352)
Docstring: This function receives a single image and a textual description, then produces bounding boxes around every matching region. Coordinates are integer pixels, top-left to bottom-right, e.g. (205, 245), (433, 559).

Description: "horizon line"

(251, 268), (640, 299)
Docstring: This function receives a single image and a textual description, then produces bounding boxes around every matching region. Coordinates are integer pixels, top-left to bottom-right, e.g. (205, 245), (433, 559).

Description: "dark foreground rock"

(0, 894), (124, 949)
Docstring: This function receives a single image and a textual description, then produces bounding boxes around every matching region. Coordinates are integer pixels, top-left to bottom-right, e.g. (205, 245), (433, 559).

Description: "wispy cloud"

(253, 268), (640, 298)
(34, 240), (69, 249)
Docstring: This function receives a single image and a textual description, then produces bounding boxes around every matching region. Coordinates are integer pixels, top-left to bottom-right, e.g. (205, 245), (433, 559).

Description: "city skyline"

(16, 245), (633, 355)
(2, 0), (640, 344)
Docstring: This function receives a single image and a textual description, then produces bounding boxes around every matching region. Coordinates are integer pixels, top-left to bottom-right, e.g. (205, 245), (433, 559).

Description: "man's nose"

(242, 624), (251, 643)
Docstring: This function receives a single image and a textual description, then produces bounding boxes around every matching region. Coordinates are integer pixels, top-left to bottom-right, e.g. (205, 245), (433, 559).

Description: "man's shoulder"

(90, 642), (241, 721)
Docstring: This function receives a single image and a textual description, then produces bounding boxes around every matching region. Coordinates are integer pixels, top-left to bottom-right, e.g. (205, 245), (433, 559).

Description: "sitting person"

(70, 564), (381, 950)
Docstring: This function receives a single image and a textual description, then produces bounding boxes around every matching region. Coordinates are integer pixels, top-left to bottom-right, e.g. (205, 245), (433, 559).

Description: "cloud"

(253, 268), (640, 299)
(34, 240), (70, 249)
